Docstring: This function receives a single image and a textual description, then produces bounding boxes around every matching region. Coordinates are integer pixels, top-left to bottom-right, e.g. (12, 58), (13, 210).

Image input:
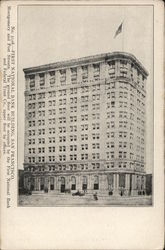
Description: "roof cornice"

(23, 51), (149, 77)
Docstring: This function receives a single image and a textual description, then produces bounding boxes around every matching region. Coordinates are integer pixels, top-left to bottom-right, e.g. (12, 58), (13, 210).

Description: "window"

(70, 154), (77, 161)
(81, 114), (88, 121)
(49, 137), (55, 143)
(60, 70), (66, 84)
(70, 88), (77, 95)
(70, 125), (77, 132)
(71, 176), (76, 190)
(82, 66), (88, 81)
(71, 68), (77, 83)
(59, 146), (66, 152)
(38, 93), (45, 99)
(92, 143), (100, 149)
(81, 104), (88, 111)
(81, 154), (88, 160)
(107, 121), (115, 129)
(49, 147), (55, 153)
(92, 103), (100, 110)
(59, 98), (66, 105)
(92, 84), (100, 92)
(92, 122), (100, 130)
(81, 95), (89, 102)
(29, 75), (35, 90)
(48, 118), (56, 125)
(93, 65), (100, 80)
(59, 155), (66, 161)
(94, 176), (99, 190)
(111, 101), (115, 108)
(59, 136), (66, 143)
(59, 127), (66, 133)
(49, 128), (55, 134)
(49, 71), (55, 87)
(81, 134), (88, 141)
(106, 152), (114, 159)
(92, 133), (100, 140)
(92, 94), (100, 101)
(81, 124), (88, 131)
(107, 92), (115, 99)
(92, 113), (100, 120)
(49, 91), (56, 97)
(39, 73), (45, 88)
(59, 117), (66, 124)
(92, 153), (100, 160)
(59, 90), (66, 97)
(81, 86), (89, 93)
(70, 116), (77, 122)
(70, 145), (77, 151)
(70, 135), (77, 141)
(81, 144), (88, 150)
(70, 106), (77, 113)
(70, 97), (77, 104)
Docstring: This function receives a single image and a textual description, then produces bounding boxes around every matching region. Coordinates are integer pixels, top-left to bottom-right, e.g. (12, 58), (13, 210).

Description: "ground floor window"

(71, 176), (76, 190)
(94, 175), (99, 190)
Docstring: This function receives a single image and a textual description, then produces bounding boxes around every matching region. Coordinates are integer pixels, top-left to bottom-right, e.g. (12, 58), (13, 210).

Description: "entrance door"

(50, 177), (54, 190)
(61, 177), (65, 193)
(40, 177), (45, 190)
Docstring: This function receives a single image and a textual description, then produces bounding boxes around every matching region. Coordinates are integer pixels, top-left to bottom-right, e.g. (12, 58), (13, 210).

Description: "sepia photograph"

(18, 4), (153, 207)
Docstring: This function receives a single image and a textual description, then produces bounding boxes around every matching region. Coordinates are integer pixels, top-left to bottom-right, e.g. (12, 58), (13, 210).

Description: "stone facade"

(23, 51), (148, 196)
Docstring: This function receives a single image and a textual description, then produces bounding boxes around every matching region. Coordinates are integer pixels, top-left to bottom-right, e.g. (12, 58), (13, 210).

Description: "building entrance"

(61, 177), (65, 193)
(40, 177), (45, 190)
(50, 177), (54, 190)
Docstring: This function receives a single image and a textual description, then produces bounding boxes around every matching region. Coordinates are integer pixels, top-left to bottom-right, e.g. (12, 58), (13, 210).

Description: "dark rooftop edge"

(23, 51), (149, 77)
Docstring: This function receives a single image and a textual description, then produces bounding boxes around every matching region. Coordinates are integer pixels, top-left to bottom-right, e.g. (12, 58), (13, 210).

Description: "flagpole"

(122, 20), (124, 52)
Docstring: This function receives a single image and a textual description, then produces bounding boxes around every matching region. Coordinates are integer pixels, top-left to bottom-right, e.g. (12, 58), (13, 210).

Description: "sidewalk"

(19, 194), (152, 206)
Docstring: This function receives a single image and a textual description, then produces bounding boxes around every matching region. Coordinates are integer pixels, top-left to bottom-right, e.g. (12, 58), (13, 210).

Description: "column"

(47, 176), (50, 191)
(38, 177), (41, 191)
(76, 175), (81, 191)
(113, 173), (119, 196)
(34, 177), (37, 191)
(131, 174), (137, 196)
(125, 174), (130, 195)
(35, 73), (40, 90)
(88, 174), (92, 193)
(77, 66), (82, 84)
(66, 68), (71, 86)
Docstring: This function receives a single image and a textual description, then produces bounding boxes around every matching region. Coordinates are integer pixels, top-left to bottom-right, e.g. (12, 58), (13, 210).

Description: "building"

(146, 174), (152, 195)
(23, 51), (148, 196)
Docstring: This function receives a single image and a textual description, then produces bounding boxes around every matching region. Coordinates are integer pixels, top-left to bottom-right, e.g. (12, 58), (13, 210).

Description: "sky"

(18, 5), (153, 173)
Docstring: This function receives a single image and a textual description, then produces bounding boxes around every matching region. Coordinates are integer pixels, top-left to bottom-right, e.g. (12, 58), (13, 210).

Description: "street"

(19, 193), (152, 206)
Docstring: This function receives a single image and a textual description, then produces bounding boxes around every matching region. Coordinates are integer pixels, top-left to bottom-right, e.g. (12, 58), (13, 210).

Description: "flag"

(114, 22), (123, 38)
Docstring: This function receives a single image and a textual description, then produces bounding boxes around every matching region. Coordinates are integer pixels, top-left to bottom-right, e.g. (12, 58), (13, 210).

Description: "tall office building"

(23, 51), (148, 196)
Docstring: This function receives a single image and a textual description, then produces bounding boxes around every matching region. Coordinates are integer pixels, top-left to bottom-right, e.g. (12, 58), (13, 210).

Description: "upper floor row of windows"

(27, 60), (146, 91)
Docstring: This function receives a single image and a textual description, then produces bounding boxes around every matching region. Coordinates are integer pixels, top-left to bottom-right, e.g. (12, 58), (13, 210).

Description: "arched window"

(82, 176), (87, 190)
(30, 177), (35, 191)
(94, 175), (99, 190)
(71, 176), (76, 190)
